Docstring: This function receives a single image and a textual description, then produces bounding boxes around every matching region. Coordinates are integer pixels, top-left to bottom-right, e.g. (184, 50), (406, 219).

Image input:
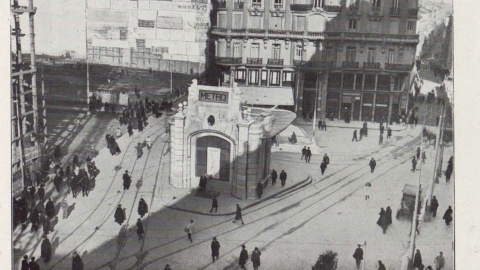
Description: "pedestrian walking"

(43, 215), (51, 235)
(365, 183), (371, 200)
(377, 207), (388, 234)
(114, 204), (126, 225)
(146, 136), (153, 150)
(430, 196), (439, 217)
(61, 199), (69, 219)
(369, 158), (376, 173)
(379, 133), (383, 144)
(128, 124), (133, 137)
(320, 161), (327, 175)
(21, 255), (29, 270)
(239, 245), (248, 269)
(29, 185), (36, 201)
(387, 127), (392, 140)
(306, 147), (312, 162)
(211, 237), (220, 262)
(377, 260), (387, 270)
(271, 169), (277, 185)
(251, 247), (262, 270)
(30, 207), (39, 232)
(45, 198), (55, 219)
(280, 170), (287, 187)
(434, 252), (445, 270)
(421, 151), (426, 164)
(363, 121), (368, 137)
(210, 197), (218, 213)
(28, 257), (40, 270)
(412, 156), (418, 172)
(233, 204), (245, 225)
(442, 206), (453, 225)
(136, 218), (145, 240)
(256, 182), (264, 199)
(386, 206), (393, 225)
(353, 244), (364, 269)
(136, 143), (144, 159)
(81, 175), (90, 197)
(185, 220), (195, 242)
(41, 235), (52, 263)
(138, 198), (148, 218)
(445, 168), (452, 183)
(352, 130), (358, 142)
(301, 146), (307, 160)
(53, 174), (63, 192)
(199, 175), (207, 192)
(417, 147), (421, 160)
(413, 249), (423, 270)
(123, 170), (131, 190)
(359, 129), (363, 141)
(164, 264), (172, 270)
(72, 251), (84, 270)
(116, 127), (122, 138)
(323, 154), (330, 168)
(38, 183), (45, 203)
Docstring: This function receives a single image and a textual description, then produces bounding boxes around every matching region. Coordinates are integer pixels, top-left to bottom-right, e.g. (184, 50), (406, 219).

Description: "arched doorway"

(195, 136), (231, 181)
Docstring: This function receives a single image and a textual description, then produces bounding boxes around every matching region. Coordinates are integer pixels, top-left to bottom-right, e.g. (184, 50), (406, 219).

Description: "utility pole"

(312, 72), (319, 141)
(85, 0), (90, 104)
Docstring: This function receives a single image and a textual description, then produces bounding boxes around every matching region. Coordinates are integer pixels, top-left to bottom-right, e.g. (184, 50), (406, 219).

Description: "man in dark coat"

(114, 204), (125, 225)
(386, 206), (393, 225)
(136, 143), (143, 159)
(320, 161), (327, 175)
(443, 206), (453, 225)
(430, 196), (439, 217)
(38, 183), (45, 203)
(210, 197), (218, 213)
(377, 208), (388, 234)
(378, 260), (387, 270)
(301, 146), (307, 160)
(353, 244), (364, 269)
(323, 154), (330, 169)
(417, 147), (421, 160)
(127, 124), (133, 137)
(136, 218), (145, 240)
(445, 168), (452, 182)
(123, 170), (131, 190)
(387, 127), (392, 140)
(413, 249), (423, 270)
(29, 185), (36, 201)
(54, 174), (63, 192)
(256, 182), (264, 199)
(211, 237), (220, 262)
(306, 147), (312, 163)
(233, 204), (244, 225)
(363, 121), (368, 137)
(41, 235), (52, 263)
(43, 214), (51, 235)
(352, 130), (358, 142)
(199, 175), (207, 192)
(369, 158), (376, 173)
(81, 174), (90, 197)
(28, 257), (40, 270)
(30, 207), (39, 232)
(411, 156), (418, 172)
(280, 170), (287, 187)
(45, 198), (56, 219)
(251, 247), (261, 270)
(239, 245), (248, 269)
(271, 169), (277, 185)
(21, 255), (29, 270)
(138, 198), (148, 218)
(72, 251), (84, 270)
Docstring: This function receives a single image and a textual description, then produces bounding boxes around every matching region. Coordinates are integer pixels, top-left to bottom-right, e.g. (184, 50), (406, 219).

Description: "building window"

(282, 71), (294, 86)
(236, 69), (246, 81)
(273, 0), (283, 9)
(407, 21), (415, 32)
(387, 49), (395, 64)
(293, 16), (306, 31)
(392, 0), (399, 11)
(272, 44), (281, 59)
(294, 45), (303, 61)
(120, 28), (127, 41)
(248, 69), (260, 84)
(261, 70), (268, 85)
(233, 43), (242, 58)
(324, 47), (332, 60)
(251, 43), (260, 58)
(348, 19), (357, 31)
(136, 39), (146, 48)
(138, 20), (155, 28)
(367, 48), (376, 63)
(233, 13), (243, 29)
(372, 0), (381, 8)
(346, 47), (356, 62)
(270, 70), (281, 86)
(252, 0), (262, 8)
(314, 0), (325, 8)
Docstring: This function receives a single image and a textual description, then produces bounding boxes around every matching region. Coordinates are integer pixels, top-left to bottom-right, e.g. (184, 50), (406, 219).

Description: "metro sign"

(199, 90), (229, 104)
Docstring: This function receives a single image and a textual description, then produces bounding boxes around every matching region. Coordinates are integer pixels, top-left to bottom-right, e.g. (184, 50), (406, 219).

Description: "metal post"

(312, 72), (319, 141)
(170, 55), (173, 94)
(29, 0), (39, 132)
(245, 141), (249, 199)
(84, 0), (90, 104)
(363, 241), (366, 270)
(41, 74), (47, 136)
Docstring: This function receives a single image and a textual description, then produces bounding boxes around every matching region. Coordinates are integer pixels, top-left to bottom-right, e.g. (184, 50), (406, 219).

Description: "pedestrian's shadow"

(89, 178), (96, 191)
(50, 217), (59, 231)
(117, 225), (128, 248)
(55, 202), (61, 216)
(51, 236), (60, 257)
(67, 203), (76, 218)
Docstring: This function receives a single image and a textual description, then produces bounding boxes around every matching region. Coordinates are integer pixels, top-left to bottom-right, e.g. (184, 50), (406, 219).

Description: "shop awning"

(239, 87), (295, 106)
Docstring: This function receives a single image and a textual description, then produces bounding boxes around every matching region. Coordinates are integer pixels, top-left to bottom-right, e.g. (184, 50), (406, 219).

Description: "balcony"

(252, 3), (262, 9)
(247, 58), (263, 65)
(267, 58), (284, 66)
(371, 6), (382, 12)
(390, 7), (401, 16)
(385, 63), (414, 71)
(294, 60), (334, 69)
(324, 31), (419, 44)
(408, 8), (419, 17)
(363, 62), (380, 69)
(217, 1), (226, 9)
(290, 4), (313, 11)
(234, 2), (244, 9)
(323, 5), (342, 13)
(342, 61), (359, 68)
(216, 57), (242, 65)
(273, 3), (283, 10)
(346, 5), (360, 16)
(368, 6), (384, 20)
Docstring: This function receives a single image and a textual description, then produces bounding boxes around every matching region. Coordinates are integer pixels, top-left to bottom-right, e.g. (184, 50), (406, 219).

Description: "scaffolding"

(11, 0), (47, 196)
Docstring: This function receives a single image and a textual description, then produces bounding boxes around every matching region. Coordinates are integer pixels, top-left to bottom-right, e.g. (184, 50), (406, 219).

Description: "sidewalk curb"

(295, 121), (409, 132)
(165, 176), (312, 216)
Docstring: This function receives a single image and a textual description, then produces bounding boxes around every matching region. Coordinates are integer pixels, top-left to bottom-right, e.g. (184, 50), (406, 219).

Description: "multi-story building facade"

(212, 0), (419, 122)
(86, 0), (211, 74)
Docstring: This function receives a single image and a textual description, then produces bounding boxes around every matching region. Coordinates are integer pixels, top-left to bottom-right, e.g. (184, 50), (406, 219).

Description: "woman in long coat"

(386, 206), (393, 225)
(43, 215), (51, 235)
(114, 205), (125, 225)
(443, 206), (453, 225)
(413, 249), (423, 269)
(45, 198), (56, 219)
(72, 251), (84, 270)
(138, 198), (148, 218)
(136, 143), (143, 159)
(239, 245), (248, 269)
(41, 236), (52, 263)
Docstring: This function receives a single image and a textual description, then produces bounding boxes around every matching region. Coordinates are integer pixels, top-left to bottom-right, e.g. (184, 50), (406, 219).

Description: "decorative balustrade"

(216, 57), (242, 65)
(323, 5), (341, 12)
(363, 62), (380, 69)
(385, 63), (414, 71)
(267, 58), (284, 66)
(247, 58), (263, 65)
(217, 1), (226, 8)
(294, 61), (334, 69)
(234, 2), (244, 9)
(342, 61), (359, 68)
(290, 4), (313, 11)
(390, 7), (401, 16)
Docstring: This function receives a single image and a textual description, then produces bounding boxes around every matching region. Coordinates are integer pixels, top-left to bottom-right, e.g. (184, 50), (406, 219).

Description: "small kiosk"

(170, 80), (296, 199)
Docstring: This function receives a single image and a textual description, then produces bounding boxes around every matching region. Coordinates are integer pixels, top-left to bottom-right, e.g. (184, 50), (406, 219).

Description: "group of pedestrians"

(300, 146), (312, 163)
(376, 206), (393, 234)
(413, 249), (446, 270)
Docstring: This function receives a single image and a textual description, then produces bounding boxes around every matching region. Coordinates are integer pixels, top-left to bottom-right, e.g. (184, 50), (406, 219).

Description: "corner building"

(212, 0), (419, 121)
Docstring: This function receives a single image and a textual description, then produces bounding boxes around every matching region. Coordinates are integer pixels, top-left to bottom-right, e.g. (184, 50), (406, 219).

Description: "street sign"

(199, 90), (229, 104)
